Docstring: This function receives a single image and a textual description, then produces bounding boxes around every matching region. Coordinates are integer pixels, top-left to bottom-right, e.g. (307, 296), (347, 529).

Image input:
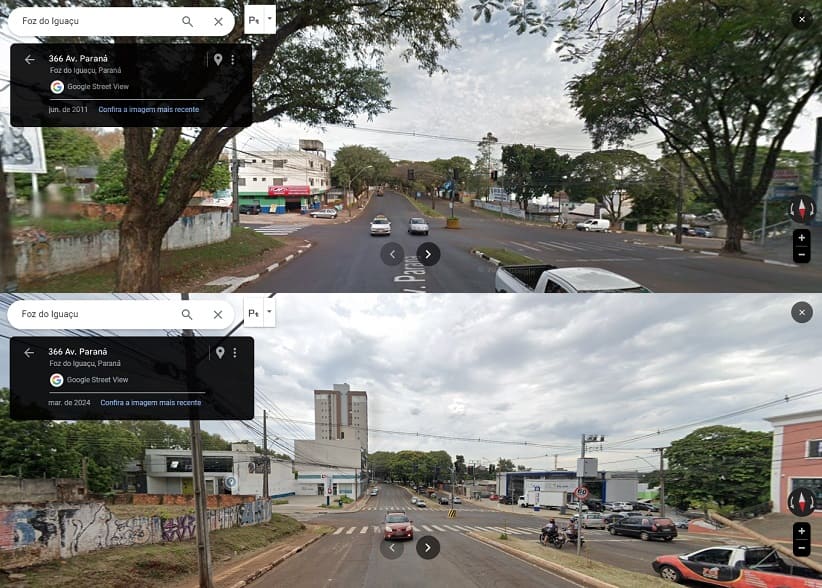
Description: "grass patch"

(402, 193), (445, 218)
(480, 533), (670, 588)
(107, 505), (195, 519)
(12, 216), (119, 236)
(19, 226), (284, 292)
(271, 499), (289, 505)
(475, 247), (539, 266)
(1, 514), (304, 588)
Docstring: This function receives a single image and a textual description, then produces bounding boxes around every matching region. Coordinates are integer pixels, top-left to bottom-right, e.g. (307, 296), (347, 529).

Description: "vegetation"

(501, 145), (571, 209)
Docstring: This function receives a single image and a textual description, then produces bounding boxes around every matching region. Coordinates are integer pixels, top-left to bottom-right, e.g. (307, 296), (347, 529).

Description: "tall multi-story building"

(314, 383), (368, 454)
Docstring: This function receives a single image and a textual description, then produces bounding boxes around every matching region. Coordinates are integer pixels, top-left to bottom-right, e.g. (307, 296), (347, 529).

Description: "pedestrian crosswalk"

(331, 524), (547, 536)
(248, 223), (309, 236)
(506, 238), (712, 261)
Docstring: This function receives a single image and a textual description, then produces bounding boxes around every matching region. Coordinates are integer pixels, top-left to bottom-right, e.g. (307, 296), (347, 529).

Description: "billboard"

(0, 112), (47, 173)
(268, 185), (311, 196)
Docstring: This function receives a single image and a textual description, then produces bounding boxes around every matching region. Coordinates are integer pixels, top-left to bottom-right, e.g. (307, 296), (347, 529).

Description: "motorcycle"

(564, 527), (585, 546)
(539, 527), (566, 549)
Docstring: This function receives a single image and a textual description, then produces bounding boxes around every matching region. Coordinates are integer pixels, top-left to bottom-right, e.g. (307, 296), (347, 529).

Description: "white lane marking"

(764, 259), (798, 267)
(373, 526), (381, 533)
(332, 527), (344, 535)
(510, 240), (542, 252)
(422, 525), (433, 532)
(360, 526), (368, 534)
(537, 241), (575, 251)
(431, 525), (446, 532)
(346, 527), (356, 535)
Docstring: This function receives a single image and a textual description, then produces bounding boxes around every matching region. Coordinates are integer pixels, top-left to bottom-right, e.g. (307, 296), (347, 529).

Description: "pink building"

(764, 409), (822, 517)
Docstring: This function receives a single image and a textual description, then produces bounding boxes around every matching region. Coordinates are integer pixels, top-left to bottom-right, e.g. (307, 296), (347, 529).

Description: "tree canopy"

(567, 0), (822, 252)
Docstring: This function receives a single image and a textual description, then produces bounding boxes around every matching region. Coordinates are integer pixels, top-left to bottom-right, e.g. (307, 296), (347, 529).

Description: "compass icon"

(787, 487), (816, 517)
(788, 195), (816, 224)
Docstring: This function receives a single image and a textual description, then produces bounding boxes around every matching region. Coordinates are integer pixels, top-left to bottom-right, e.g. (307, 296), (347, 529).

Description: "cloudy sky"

(2, 2), (820, 165)
(2, 293), (821, 474)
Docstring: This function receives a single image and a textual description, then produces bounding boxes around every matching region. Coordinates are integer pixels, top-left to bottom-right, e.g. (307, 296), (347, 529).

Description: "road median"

(467, 531), (670, 588)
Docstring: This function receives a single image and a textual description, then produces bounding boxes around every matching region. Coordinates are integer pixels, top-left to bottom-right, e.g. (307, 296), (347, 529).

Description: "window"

(692, 549), (731, 565)
(545, 280), (569, 293)
(309, 160), (314, 168)
(310, 178), (315, 186)
(238, 178), (246, 186)
(253, 177), (258, 182)
(251, 159), (256, 163)
(262, 177), (267, 182)
(273, 160), (286, 168)
(792, 478), (822, 502)
(272, 178), (283, 186)
(808, 439), (822, 458)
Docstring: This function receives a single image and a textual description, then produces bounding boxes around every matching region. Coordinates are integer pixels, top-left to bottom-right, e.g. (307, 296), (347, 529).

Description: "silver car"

(408, 217), (429, 235)
(310, 208), (338, 219)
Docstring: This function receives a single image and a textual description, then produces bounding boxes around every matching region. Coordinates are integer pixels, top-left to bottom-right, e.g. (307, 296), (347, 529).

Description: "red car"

(383, 512), (413, 541)
(652, 545), (822, 587)
(489, 494), (499, 501)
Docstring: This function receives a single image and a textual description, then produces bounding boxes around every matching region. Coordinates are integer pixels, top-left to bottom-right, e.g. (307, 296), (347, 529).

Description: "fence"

(0, 498), (272, 569)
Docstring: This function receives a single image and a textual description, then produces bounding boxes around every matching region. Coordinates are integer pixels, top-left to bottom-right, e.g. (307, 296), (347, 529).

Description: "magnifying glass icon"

(182, 309), (193, 320)
(182, 15), (193, 27)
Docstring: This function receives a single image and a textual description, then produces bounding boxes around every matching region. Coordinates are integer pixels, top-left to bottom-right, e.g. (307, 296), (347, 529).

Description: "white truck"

(517, 489), (567, 509)
(494, 264), (651, 293)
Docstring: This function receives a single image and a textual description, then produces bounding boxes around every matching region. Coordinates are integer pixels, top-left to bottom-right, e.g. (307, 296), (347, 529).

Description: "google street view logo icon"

(50, 80), (65, 94)
(50, 373), (64, 388)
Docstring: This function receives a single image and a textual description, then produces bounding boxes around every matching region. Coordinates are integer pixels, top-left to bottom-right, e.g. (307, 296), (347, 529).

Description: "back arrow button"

(24, 348), (34, 358)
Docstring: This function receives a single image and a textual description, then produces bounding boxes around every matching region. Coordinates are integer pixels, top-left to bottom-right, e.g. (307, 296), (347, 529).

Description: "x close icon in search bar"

(7, 300), (234, 330)
(9, 7), (235, 37)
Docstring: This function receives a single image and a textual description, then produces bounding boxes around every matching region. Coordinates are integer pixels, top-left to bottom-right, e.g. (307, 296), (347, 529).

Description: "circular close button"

(792, 8), (813, 30)
(791, 301), (813, 324)
(415, 535), (440, 560)
(416, 242), (441, 267)
(380, 539), (404, 560)
(380, 242), (404, 266)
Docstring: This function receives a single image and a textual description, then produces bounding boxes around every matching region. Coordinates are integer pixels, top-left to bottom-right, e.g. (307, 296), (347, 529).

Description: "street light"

(347, 165), (373, 217)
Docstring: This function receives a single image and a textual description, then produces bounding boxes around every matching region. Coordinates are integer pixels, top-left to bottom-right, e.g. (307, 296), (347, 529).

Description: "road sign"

(771, 185), (799, 201)
(573, 486), (589, 500)
(773, 168), (800, 183)
(327, 486), (332, 495)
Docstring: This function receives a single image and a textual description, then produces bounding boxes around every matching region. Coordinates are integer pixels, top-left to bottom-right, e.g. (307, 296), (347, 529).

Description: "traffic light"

(408, 168), (415, 181)
(490, 170), (498, 181)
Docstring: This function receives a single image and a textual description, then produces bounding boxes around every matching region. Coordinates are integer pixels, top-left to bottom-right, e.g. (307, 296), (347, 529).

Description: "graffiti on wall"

(0, 499), (271, 566)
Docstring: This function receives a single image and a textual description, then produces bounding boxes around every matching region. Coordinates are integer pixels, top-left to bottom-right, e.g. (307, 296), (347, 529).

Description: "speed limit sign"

(573, 486), (589, 500)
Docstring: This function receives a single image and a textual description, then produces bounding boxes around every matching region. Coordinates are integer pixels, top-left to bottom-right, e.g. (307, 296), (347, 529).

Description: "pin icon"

(215, 346), (225, 359)
(213, 53), (223, 66)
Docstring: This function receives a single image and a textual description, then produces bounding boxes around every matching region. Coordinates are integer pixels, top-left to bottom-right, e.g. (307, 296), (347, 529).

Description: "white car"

(411, 497), (418, 505)
(566, 502), (589, 511)
(453, 497), (462, 504)
(370, 489), (378, 496)
(370, 216), (391, 236)
(612, 502), (633, 511)
(408, 217), (429, 235)
(573, 512), (607, 529)
(310, 208), (338, 219)
(576, 218), (611, 232)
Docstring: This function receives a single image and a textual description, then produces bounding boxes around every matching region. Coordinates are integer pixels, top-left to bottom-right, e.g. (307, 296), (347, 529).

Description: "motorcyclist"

(565, 519), (578, 540)
(541, 518), (558, 544)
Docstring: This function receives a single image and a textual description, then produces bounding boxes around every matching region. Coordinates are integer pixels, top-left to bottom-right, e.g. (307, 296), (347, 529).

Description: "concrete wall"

(15, 209), (231, 281)
(0, 499), (272, 569)
(472, 200), (526, 218)
(0, 479), (86, 504)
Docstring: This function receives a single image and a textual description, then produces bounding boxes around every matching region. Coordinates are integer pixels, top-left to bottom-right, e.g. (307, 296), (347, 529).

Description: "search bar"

(8, 300), (235, 330)
(9, 7), (235, 37)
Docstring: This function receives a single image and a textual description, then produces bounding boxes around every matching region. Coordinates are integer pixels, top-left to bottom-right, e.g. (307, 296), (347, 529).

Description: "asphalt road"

(252, 484), (710, 587)
(239, 190), (822, 292)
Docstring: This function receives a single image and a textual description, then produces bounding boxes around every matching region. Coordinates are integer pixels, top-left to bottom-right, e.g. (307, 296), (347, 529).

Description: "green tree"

(665, 426), (772, 510)
(63, 421), (142, 492)
(95, 138), (229, 204)
(568, 0), (822, 252)
(7, 0), (460, 291)
(502, 145), (571, 209)
(0, 388), (69, 478)
(331, 145), (394, 199)
(113, 420), (190, 450)
(497, 458), (515, 473)
(13, 128), (102, 200)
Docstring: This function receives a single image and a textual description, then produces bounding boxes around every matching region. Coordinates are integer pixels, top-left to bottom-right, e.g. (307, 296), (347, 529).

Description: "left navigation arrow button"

(23, 348), (34, 358)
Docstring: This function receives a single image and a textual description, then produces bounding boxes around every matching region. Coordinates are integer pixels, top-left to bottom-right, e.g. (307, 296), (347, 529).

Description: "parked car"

(310, 208), (338, 219)
(630, 501), (655, 512)
(239, 201), (262, 215)
(453, 497), (462, 504)
(692, 227), (713, 238)
(500, 495), (515, 505)
(370, 215), (391, 236)
(585, 499), (604, 512)
(576, 218), (611, 232)
(370, 489), (378, 496)
(489, 494), (500, 501)
(566, 502), (590, 511)
(603, 502), (617, 511)
(608, 516), (678, 541)
(612, 502), (633, 511)
(383, 511), (414, 541)
(408, 217), (429, 235)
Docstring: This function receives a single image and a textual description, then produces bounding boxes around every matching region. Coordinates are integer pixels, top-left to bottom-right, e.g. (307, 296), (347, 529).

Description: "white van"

(576, 219), (611, 232)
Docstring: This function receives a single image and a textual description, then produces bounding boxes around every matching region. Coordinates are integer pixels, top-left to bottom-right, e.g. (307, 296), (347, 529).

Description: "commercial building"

(143, 442), (293, 498)
(233, 139), (332, 213)
(496, 469), (639, 503)
(764, 409), (822, 516)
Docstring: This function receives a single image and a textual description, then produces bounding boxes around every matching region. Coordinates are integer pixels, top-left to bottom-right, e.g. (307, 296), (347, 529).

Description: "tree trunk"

(115, 201), (168, 292)
(722, 207), (745, 253)
(0, 162), (17, 292)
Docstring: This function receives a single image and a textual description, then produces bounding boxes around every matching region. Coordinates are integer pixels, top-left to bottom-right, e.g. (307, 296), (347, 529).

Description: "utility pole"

(182, 293), (214, 588)
(231, 136), (240, 225)
(653, 447), (666, 517)
(675, 158), (685, 244)
(578, 434), (605, 556)
(554, 454), (558, 470)
(262, 410), (269, 499)
(81, 456), (88, 492)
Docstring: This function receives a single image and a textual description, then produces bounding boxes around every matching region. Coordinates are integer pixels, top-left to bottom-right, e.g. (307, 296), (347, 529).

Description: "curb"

(652, 244), (798, 268)
(471, 249), (503, 267)
(215, 241), (314, 293)
(466, 532), (617, 588)
(228, 531), (327, 588)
